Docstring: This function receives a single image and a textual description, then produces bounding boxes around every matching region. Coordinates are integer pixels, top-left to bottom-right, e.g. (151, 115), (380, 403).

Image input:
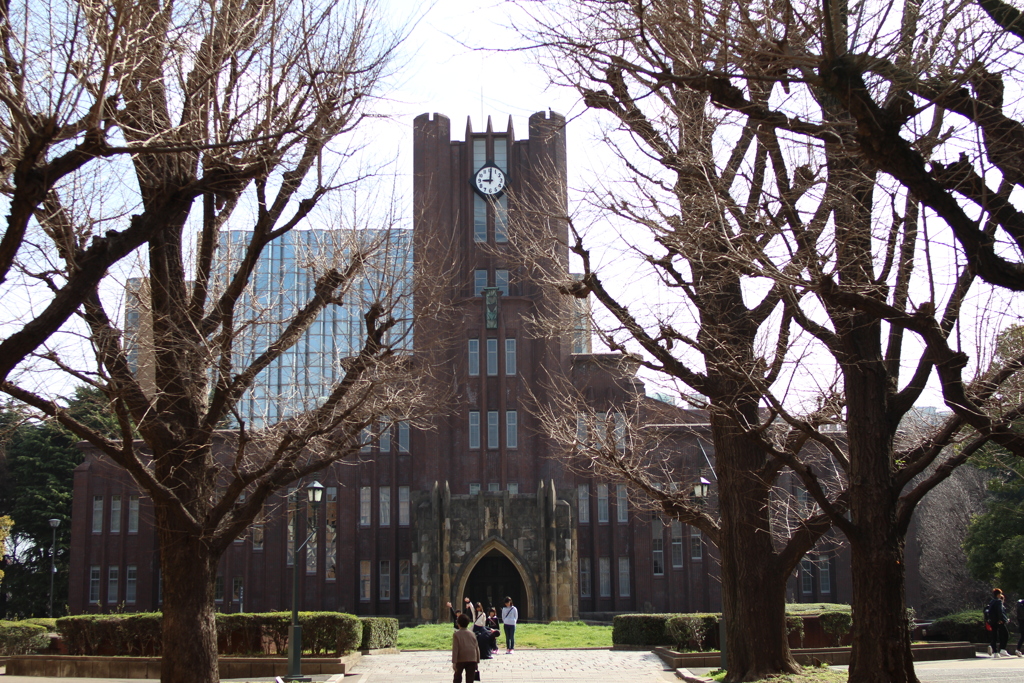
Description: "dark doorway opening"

(464, 549), (527, 620)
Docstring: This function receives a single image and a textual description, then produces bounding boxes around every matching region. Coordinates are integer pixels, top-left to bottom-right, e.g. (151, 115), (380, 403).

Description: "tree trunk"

(157, 508), (219, 683)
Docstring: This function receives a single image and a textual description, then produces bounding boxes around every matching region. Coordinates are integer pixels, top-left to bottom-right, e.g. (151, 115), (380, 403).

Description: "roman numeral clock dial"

(472, 162), (506, 197)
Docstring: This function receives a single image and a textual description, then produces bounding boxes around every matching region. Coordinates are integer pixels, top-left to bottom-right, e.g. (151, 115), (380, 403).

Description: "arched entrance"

(464, 549), (528, 620)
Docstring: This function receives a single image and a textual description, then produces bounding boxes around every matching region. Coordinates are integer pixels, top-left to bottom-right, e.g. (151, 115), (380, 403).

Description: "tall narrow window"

(580, 557), (592, 597)
(89, 567), (101, 603)
(399, 559), (411, 600)
(505, 338), (516, 375)
(126, 565), (137, 603)
(474, 195), (487, 242)
(597, 484), (609, 523)
(469, 412), (481, 449)
(128, 495), (139, 534)
(506, 410), (518, 449)
(232, 577), (244, 604)
(286, 488), (297, 566)
(495, 269), (509, 296)
(493, 137), (507, 170)
(486, 338), (498, 376)
(495, 196), (509, 243)
(399, 486), (410, 526)
(614, 413), (626, 450)
(599, 557), (611, 597)
(380, 561), (391, 600)
(379, 486), (391, 527)
(360, 561), (371, 601)
(578, 484), (590, 524)
(358, 486), (372, 526)
(398, 421), (410, 452)
(468, 339), (480, 376)
(306, 497), (318, 574)
(595, 412), (607, 448)
(215, 575), (225, 601)
(474, 269), (488, 296)
(652, 519), (664, 576)
(576, 414), (588, 448)
(618, 557), (631, 597)
(108, 566), (119, 603)
(670, 520), (684, 568)
(818, 556), (831, 594)
(379, 422), (391, 453)
(616, 485), (628, 523)
(110, 495), (121, 534)
(690, 528), (703, 560)
(487, 411), (499, 449)
(801, 559), (814, 594)
(360, 428), (372, 452)
(252, 505), (265, 551)
(92, 496), (103, 533)
(326, 487), (338, 580)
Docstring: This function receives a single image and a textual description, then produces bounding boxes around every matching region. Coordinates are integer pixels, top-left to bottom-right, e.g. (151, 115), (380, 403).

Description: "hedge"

(819, 611), (852, 646)
(0, 620), (50, 656)
(613, 614), (679, 646)
(664, 614), (718, 651)
(360, 617), (399, 650)
(928, 610), (987, 643)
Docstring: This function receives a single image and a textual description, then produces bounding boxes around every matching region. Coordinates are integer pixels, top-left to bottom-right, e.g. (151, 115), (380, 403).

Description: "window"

(398, 421), (410, 452)
(128, 495), (139, 533)
(580, 557), (592, 597)
(306, 497), (318, 573)
(487, 411), (499, 449)
(671, 521), (684, 568)
(360, 428), (371, 452)
(575, 414), (587, 448)
(614, 413), (626, 450)
(505, 339), (516, 375)
(801, 559), (814, 594)
(379, 486), (391, 527)
(495, 196), (508, 243)
(616, 484), (628, 523)
(597, 484), (609, 523)
(469, 412), (481, 449)
(468, 339), (480, 376)
(506, 410), (518, 449)
(380, 561), (391, 600)
(652, 519), (664, 576)
(474, 269), (488, 296)
(215, 575), (225, 602)
(89, 566), (101, 603)
(474, 195), (487, 242)
(618, 557), (630, 597)
(508, 482), (519, 494)
(486, 338), (498, 376)
(469, 483), (481, 495)
(360, 561), (371, 601)
(252, 505), (265, 551)
(496, 269), (509, 296)
(379, 422), (391, 453)
(399, 486), (410, 526)
(110, 495), (121, 534)
(359, 487), (371, 526)
(599, 557), (611, 597)
(232, 577), (244, 603)
(818, 556), (831, 594)
(126, 565), (137, 603)
(92, 496), (103, 533)
(326, 488), (337, 580)
(691, 528), (703, 561)
(108, 566), (119, 603)
(578, 484), (590, 524)
(400, 559), (411, 600)
(595, 412), (607, 448)
(488, 482), (500, 492)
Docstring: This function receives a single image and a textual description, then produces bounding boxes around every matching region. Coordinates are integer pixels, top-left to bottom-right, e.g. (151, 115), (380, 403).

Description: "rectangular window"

(474, 269), (488, 296)
(801, 559), (814, 594)
(326, 488), (338, 580)
(597, 484), (609, 523)
(487, 411), (499, 449)
(614, 413), (626, 450)
(486, 338), (498, 376)
(215, 575), (225, 602)
(360, 428), (372, 452)
(359, 487), (371, 526)
(360, 560), (371, 601)
(398, 421), (410, 452)
(126, 565), (137, 603)
(252, 505), (265, 551)
(128, 495), (139, 534)
(110, 495), (121, 534)
(89, 566), (101, 603)
(580, 557), (592, 597)
(92, 496), (103, 534)
(496, 269), (509, 296)
(468, 339), (480, 376)
(508, 482), (519, 494)
(505, 338), (516, 375)
(379, 561), (391, 600)
(691, 529), (703, 561)
(616, 484), (628, 523)
(594, 412), (607, 448)
(495, 195), (508, 243)
(474, 138), (487, 168)
(379, 422), (391, 453)
(469, 412), (481, 449)
(576, 414), (588, 448)
(379, 486), (391, 527)
(400, 559), (411, 600)
(599, 557), (611, 597)
(818, 556), (831, 594)
(578, 484), (590, 524)
(652, 519), (664, 576)
(286, 488), (297, 566)
(618, 557), (630, 597)
(506, 410), (518, 449)
(232, 577), (244, 603)
(469, 483), (481, 495)
(399, 486), (410, 526)
(671, 521), (684, 568)
(474, 194), (487, 242)
(306, 497), (318, 574)
(107, 566), (119, 604)
(488, 482), (500, 492)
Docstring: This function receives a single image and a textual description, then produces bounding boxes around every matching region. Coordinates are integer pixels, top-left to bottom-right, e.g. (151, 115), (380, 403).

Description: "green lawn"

(397, 622), (613, 650)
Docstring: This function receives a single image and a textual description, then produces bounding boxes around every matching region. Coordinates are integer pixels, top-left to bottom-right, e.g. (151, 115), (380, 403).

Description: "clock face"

(472, 164), (507, 197)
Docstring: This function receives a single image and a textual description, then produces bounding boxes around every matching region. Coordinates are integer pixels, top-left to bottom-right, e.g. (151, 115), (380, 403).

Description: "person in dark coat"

(987, 588), (1010, 657)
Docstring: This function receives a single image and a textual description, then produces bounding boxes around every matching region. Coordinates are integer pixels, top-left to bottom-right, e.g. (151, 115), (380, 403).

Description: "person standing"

(452, 613), (480, 683)
(1017, 598), (1024, 657)
(987, 588), (1010, 657)
(501, 596), (518, 654)
(473, 602), (492, 660)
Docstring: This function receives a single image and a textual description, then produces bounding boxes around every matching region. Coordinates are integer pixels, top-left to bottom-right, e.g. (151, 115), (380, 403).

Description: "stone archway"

(455, 538), (534, 620)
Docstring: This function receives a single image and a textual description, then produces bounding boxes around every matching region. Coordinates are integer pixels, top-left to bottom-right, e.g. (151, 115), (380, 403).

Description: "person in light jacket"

(501, 596), (518, 654)
(452, 613), (480, 683)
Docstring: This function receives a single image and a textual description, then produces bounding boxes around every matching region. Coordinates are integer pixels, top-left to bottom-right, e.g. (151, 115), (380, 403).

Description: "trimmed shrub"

(928, 610), (986, 643)
(0, 621), (49, 655)
(21, 618), (58, 632)
(613, 614), (679, 646)
(665, 614), (717, 651)
(786, 615), (805, 648)
(819, 611), (852, 646)
(300, 612), (362, 655)
(360, 617), (399, 650)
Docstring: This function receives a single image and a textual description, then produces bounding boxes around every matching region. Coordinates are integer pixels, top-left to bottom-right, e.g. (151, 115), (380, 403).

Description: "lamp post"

(692, 478), (724, 669)
(48, 518), (60, 618)
(285, 481), (324, 683)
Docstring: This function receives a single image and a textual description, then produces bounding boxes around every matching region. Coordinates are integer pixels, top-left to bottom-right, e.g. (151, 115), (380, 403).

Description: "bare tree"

(0, 1), (432, 682)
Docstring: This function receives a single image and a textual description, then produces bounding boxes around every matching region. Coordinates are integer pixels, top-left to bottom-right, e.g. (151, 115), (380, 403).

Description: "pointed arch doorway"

(464, 549), (528, 620)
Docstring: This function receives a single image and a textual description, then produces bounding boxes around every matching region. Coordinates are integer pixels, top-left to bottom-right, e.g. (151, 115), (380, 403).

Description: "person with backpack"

(986, 588), (1010, 657)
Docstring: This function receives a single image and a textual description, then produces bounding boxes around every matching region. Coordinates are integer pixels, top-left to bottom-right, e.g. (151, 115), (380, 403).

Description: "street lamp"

(693, 477), (711, 500)
(285, 481), (324, 683)
(48, 519), (60, 618)
(692, 477), (724, 670)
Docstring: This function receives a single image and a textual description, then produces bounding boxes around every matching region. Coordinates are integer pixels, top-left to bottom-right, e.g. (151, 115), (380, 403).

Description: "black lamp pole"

(48, 518), (60, 618)
(284, 481), (324, 683)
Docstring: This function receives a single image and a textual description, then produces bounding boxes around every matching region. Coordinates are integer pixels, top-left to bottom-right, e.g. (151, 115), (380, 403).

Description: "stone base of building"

(4, 652), (362, 678)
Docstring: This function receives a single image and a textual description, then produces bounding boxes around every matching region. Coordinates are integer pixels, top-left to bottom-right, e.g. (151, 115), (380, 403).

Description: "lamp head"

(48, 518), (61, 529)
(306, 480), (325, 506)
(693, 477), (712, 499)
